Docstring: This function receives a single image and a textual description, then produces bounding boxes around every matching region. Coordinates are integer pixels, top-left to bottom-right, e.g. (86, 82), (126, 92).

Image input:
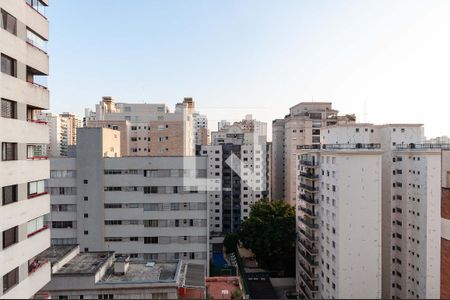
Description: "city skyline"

(48, 0), (450, 138)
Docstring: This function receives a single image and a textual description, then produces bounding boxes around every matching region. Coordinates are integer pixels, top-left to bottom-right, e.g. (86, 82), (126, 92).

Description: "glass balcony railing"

(25, 0), (47, 17)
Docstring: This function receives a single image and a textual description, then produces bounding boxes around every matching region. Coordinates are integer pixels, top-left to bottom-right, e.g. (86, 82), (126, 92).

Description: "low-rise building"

(37, 245), (205, 299)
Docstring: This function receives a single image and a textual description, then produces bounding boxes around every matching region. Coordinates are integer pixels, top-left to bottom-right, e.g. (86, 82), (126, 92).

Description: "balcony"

(298, 248), (318, 267)
(28, 119), (48, 125)
(298, 259), (318, 280)
(299, 206), (317, 218)
(299, 172), (319, 180)
(27, 191), (48, 199)
(298, 216), (319, 229)
(298, 273), (319, 293)
(299, 160), (319, 167)
(299, 194), (318, 204)
(299, 228), (318, 242)
(28, 258), (49, 274)
(27, 225), (48, 238)
(300, 183), (319, 193)
(298, 283), (316, 300)
(298, 237), (318, 255)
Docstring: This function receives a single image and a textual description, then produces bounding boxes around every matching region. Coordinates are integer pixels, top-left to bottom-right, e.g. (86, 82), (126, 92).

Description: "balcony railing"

(298, 216), (319, 229)
(300, 183), (319, 193)
(298, 237), (318, 254)
(298, 272), (319, 292)
(299, 194), (318, 204)
(298, 259), (318, 279)
(299, 206), (317, 218)
(299, 160), (319, 166)
(298, 248), (318, 267)
(27, 225), (48, 238)
(28, 258), (49, 275)
(28, 119), (48, 125)
(299, 228), (318, 242)
(396, 143), (450, 150)
(29, 156), (48, 160)
(299, 172), (319, 179)
(27, 191), (48, 199)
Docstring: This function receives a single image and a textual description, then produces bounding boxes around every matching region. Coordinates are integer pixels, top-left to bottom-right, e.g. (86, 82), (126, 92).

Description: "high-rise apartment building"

(272, 102), (355, 205)
(193, 110), (210, 146)
(85, 96), (196, 157)
(0, 0), (51, 298)
(37, 112), (81, 157)
(198, 115), (267, 233)
(47, 128), (209, 269)
(296, 144), (383, 299)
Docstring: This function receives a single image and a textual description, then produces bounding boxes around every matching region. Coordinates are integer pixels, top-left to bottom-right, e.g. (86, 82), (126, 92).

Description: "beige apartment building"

(272, 102), (355, 204)
(85, 96), (196, 157)
(37, 112), (81, 157)
(0, 0), (51, 298)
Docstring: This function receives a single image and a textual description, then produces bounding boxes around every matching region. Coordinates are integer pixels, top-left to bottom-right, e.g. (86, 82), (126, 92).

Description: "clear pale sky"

(48, 0), (450, 139)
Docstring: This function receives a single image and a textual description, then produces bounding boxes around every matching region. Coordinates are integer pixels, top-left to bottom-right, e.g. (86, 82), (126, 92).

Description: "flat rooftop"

(101, 262), (179, 283)
(56, 252), (113, 275)
(37, 245), (78, 266)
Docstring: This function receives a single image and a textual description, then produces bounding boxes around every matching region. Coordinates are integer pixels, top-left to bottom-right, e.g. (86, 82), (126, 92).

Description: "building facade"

(85, 96), (196, 157)
(271, 102), (355, 205)
(198, 116), (268, 233)
(0, 0), (51, 298)
(441, 148), (450, 299)
(47, 128), (209, 269)
(296, 144), (383, 299)
(37, 112), (81, 157)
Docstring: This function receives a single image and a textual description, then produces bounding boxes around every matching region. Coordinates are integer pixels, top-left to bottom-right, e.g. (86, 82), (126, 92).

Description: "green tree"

(223, 232), (239, 254)
(239, 199), (296, 275)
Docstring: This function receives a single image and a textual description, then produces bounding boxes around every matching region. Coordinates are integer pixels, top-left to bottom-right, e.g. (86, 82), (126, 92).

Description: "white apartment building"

(272, 102), (355, 205)
(441, 148), (450, 299)
(47, 128), (209, 270)
(193, 110), (210, 146)
(0, 0), (51, 298)
(37, 112), (81, 157)
(198, 116), (267, 233)
(296, 144), (382, 299)
(36, 245), (205, 299)
(86, 96), (196, 157)
(389, 144), (441, 299)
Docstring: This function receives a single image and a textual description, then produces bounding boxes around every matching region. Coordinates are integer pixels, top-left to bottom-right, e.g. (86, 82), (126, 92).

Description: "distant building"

(198, 115), (268, 233)
(47, 128), (209, 270)
(85, 96), (196, 157)
(271, 102), (355, 205)
(442, 149), (450, 299)
(37, 245), (205, 299)
(193, 110), (210, 146)
(37, 112), (81, 157)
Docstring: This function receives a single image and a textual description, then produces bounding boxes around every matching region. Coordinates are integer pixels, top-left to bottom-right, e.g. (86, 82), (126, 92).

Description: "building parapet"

(395, 143), (450, 150)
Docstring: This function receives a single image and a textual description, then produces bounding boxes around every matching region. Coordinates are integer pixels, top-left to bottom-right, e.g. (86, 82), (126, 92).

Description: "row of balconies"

(299, 194), (318, 204)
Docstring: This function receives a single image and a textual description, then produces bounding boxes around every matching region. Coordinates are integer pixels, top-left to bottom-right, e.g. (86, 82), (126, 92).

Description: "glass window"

(1, 9), (17, 35)
(26, 28), (47, 52)
(27, 180), (45, 197)
(2, 226), (18, 249)
(1, 54), (16, 77)
(1, 99), (17, 119)
(2, 142), (17, 161)
(2, 185), (17, 206)
(2, 267), (18, 293)
(25, 0), (47, 16)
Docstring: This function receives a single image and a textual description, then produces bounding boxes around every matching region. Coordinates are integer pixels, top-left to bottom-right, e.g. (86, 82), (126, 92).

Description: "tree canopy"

(239, 199), (296, 275)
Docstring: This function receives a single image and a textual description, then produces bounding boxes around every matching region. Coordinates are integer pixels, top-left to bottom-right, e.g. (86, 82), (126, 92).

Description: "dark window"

(84, 196), (88, 201)
(2, 226), (18, 249)
(144, 237), (158, 244)
(2, 267), (18, 293)
(1, 54), (16, 77)
(52, 221), (73, 229)
(130, 237), (138, 241)
(83, 180), (88, 184)
(84, 230), (88, 235)
(1, 99), (17, 119)
(1, 9), (17, 35)
(84, 213), (88, 218)
(2, 185), (17, 205)
(2, 142), (17, 161)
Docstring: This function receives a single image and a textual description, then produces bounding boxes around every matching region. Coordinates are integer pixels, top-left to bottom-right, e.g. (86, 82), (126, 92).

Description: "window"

(2, 267), (18, 293)
(144, 220), (158, 227)
(84, 196), (88, 201)
(2, 142), (17, 161)
(83, 180), (88, 184)
(2, 226), (18, 249)
(1, 99), (16, 119)
(1, 54), (16, 77)
(84, 213), (88, 218)
(2, 185), (17, 205)
(144, 237), (158, 244)
(84, 231), (88, 235)
(130, 237), (138, 241)
(1, 9), (17, 35)
(27, 180), (45, 198)
(98, 294), (114, 299)
(26, 28), (47, 52)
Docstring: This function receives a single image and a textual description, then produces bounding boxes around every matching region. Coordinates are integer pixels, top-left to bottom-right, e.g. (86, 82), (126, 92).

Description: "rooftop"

(101, 262), (179, 284)
(36, 245), (78, 266)
(206, 277), (241, 300)
(55, 251), (114, 275)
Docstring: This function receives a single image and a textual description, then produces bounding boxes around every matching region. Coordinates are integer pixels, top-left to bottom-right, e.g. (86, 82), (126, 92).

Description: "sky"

(48, 0), (450, 139)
